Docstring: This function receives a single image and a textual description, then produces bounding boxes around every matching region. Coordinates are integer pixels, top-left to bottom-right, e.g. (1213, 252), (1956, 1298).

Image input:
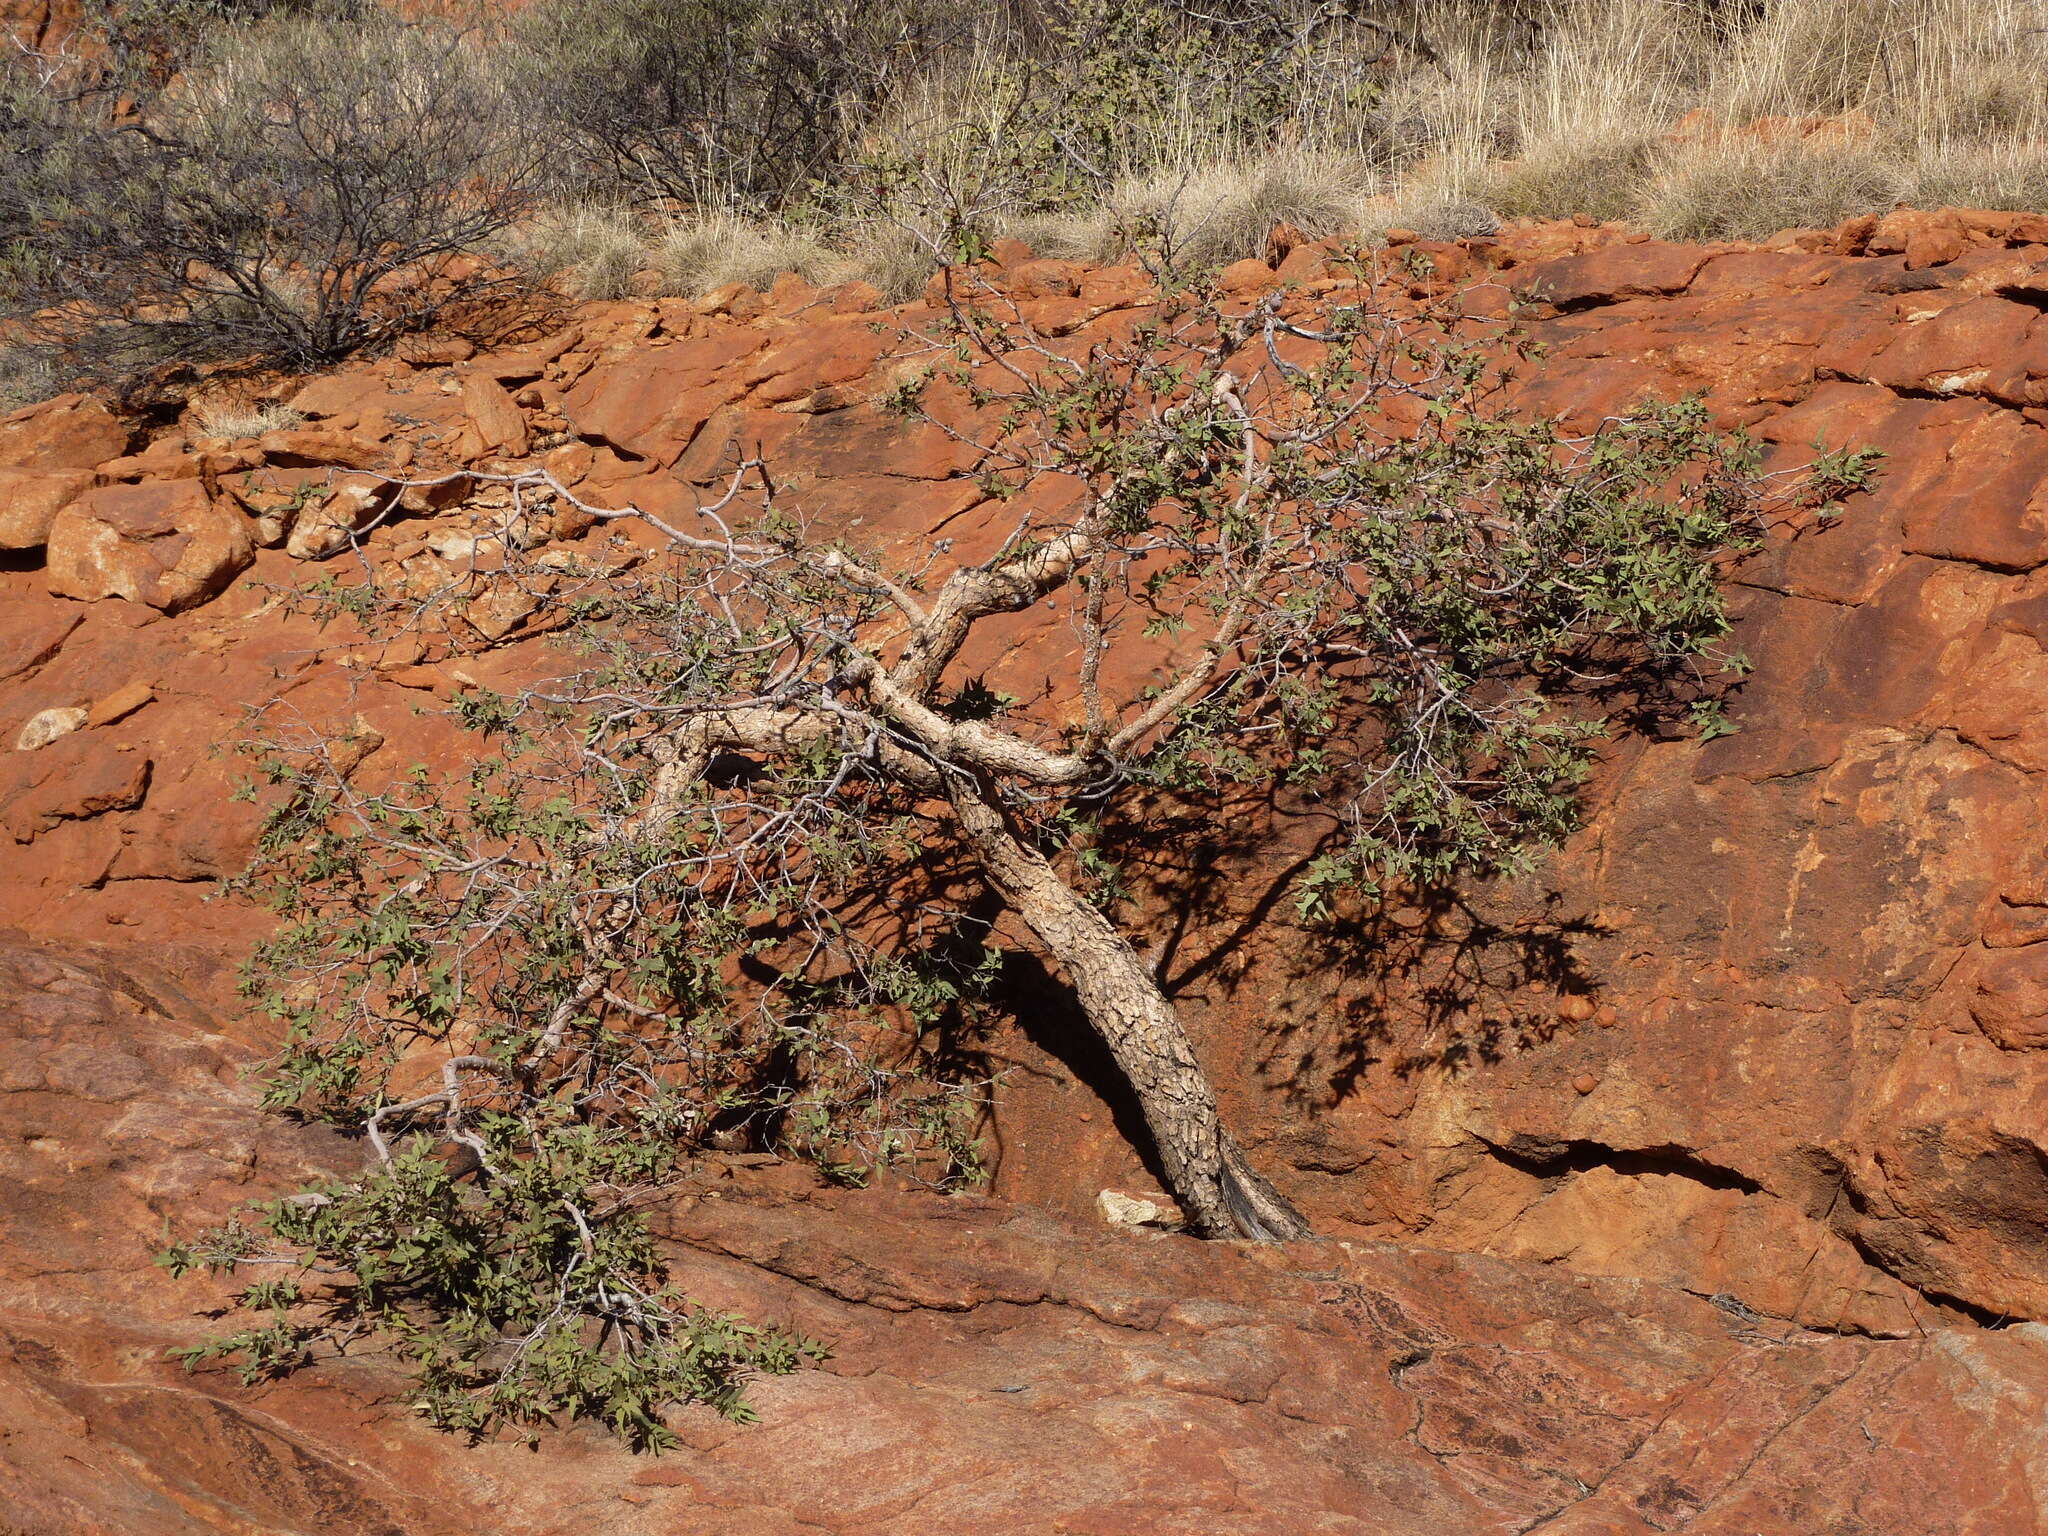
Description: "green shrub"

(164, 663), (995, 1444)
(163, 1126), (827, 1449)
(164, 272), (1877, 1431)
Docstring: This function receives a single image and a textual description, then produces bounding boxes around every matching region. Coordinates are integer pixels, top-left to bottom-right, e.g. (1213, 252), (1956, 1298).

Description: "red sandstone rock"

(0, 932), (2040, 1536)
(1898, 406), (2048, 570)
(1514, 240), (1710, 308)
(1869, 207), (1971, 269)
(287, 370), (383, 421)
(0, 393), (133, 470)
(562, 332), (761, 465)
(744, 317), (892, 405)
(0, 607), (78, 686)
(0, 732), (149, 840)
(473, 325), (584, 382)
(96, 432), (200, 483)
(0, 465), (94, 548)
(85, 680), (153, 729)
(255, 427), (390, 471)
(44, 480), (256, 612)
(458, 368), (530, 458)
(2, 220), (2048, 1530)
(1220, 256), (1283, 296)
(1865, 294), (2048, 406)
(396, 333), (476, 365)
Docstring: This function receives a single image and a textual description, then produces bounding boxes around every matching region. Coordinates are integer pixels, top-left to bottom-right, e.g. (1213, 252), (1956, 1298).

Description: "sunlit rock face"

(6, 210), (2048, 1530)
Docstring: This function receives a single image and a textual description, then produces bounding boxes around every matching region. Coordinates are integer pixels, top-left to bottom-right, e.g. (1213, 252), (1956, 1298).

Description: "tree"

(170, 262), (1874, 1439)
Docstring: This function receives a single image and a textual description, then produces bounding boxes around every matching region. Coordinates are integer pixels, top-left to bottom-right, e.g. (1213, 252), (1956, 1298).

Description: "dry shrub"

(0, 346), (60, 413)
(511, 0), (972, 213)
(2, 13), (543, 379)
(615, 0), (2048, 296)
(1366, 0), (2048, 240)
(1483, 142), (1657, 224)
(1267, 0), (2048, 241)
(507, 0), (2048, 267)
(10, 0), (2046, 403)
(1712, 0), (1907, 124)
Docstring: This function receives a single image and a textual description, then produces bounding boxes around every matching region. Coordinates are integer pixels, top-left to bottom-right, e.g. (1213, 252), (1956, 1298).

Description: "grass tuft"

(1089, 151), (1377, 271)
(507, 206), (647, 301)
(652, 217), (843, 299)
(190, 398), (307, 439)
(1641, 135), (1901, 242)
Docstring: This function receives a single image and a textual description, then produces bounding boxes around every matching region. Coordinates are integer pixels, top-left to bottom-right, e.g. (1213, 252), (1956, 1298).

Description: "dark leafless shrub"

(0, 12), (544, 384)
(510, 0), (975, 213)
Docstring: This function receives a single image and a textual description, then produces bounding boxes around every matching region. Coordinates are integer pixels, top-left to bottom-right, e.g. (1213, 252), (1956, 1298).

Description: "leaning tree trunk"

(946, 774), (1312, 1241)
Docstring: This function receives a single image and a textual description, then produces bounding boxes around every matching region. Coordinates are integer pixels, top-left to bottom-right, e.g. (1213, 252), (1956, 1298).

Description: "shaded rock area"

(3, 208), (2048, 1528)
(2, 932), (2044, 1535)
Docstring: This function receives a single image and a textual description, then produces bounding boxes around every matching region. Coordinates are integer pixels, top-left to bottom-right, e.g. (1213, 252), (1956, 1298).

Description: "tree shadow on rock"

(1257, 888), (1611, 1111)
(988, 943), (1177, 1197)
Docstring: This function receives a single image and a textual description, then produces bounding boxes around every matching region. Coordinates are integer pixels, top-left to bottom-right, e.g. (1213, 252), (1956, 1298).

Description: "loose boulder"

(12, 705), (86, 752)
(0, 394), (134, 471)
(283, 474), (394, 561)
(458, 370), (530, 459)
(44, 480), (255, 613)
(0, 466), (95, 549)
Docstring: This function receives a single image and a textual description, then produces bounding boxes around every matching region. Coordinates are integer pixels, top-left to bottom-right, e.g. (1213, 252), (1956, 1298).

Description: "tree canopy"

(165, 263), (1875, 1444)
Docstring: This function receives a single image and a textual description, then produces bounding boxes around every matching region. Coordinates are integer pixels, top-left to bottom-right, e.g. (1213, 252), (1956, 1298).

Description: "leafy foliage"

(169, 551), (999, 1441)
(162, 1128), (824, 1450)
(894, 266), (1870, 910)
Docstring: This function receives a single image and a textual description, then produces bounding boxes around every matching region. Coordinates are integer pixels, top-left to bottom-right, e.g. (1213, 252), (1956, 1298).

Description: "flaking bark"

(945, 770), (1311, 1241)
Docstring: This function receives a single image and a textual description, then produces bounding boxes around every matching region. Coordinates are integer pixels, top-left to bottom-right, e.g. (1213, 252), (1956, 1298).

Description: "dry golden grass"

(189, 398), (306, 440)
(517, 0), (2048, 306)
(1640, 136), (1903, 242)
(1901, 139), (2048, 217)
(506, 206), (647, 301)
(1098, 152), (1379, 270)
(1484, 0), (2048, 233)
(835, 223), (944, 303)
(652, 217), (842, 299)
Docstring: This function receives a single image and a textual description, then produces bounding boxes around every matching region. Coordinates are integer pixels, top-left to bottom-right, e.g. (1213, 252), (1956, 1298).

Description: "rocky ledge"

(2, 934), (2044, 1534)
